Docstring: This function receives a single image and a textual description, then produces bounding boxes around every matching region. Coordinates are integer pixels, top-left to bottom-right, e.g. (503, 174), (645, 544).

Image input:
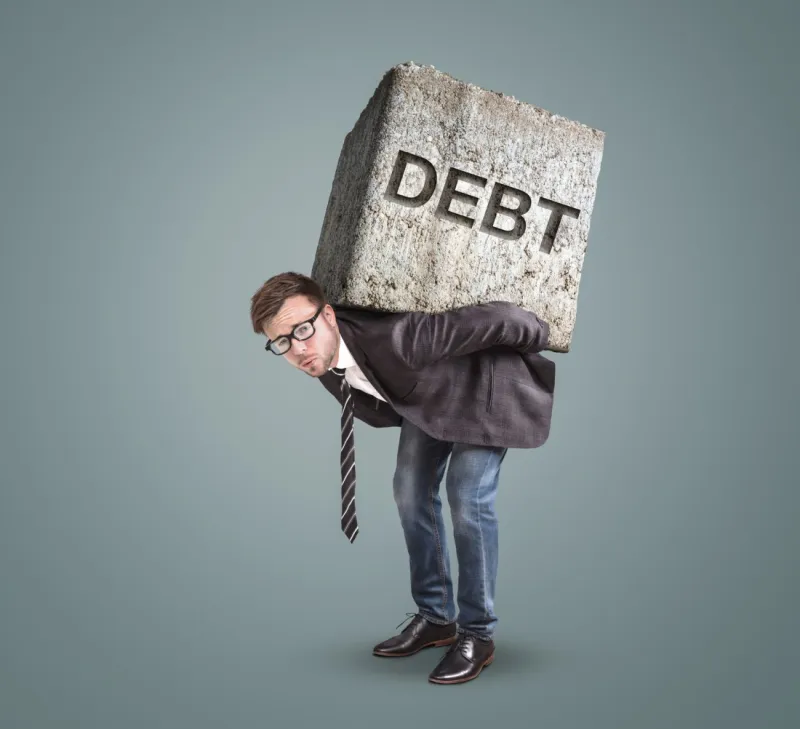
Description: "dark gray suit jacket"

(318, 300), (555, 449)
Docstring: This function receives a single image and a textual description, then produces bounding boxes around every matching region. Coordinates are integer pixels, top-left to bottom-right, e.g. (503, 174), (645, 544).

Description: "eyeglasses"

(264, 304), (325, 355)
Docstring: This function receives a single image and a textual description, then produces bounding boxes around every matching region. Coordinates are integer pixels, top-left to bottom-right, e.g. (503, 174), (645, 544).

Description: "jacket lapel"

(335, 317), (393, 403)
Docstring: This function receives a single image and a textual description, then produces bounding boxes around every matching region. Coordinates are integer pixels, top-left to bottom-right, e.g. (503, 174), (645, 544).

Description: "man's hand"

(391, 301), (550, 371)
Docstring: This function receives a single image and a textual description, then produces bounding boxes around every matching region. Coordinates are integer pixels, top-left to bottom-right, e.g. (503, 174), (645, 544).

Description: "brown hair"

(250, 271), (328, 336)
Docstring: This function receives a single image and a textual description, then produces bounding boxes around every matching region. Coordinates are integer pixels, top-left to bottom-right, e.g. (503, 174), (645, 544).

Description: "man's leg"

(392, 418), (456, 626)
(445, 441), (508, 642)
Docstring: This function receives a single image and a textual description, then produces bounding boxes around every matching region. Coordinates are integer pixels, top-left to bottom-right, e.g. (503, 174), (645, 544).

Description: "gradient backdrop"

(1, 1), (798, 728)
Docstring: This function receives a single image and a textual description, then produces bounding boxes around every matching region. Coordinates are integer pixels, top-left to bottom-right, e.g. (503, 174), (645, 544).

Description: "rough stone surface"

(310, 62), (605, 353)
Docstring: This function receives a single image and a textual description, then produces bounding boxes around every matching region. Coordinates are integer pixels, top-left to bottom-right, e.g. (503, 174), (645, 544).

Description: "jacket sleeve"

(390, 300), (550, 371)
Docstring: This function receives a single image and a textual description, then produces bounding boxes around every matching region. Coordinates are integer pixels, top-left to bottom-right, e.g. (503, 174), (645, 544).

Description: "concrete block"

(310, 62), (605, 353)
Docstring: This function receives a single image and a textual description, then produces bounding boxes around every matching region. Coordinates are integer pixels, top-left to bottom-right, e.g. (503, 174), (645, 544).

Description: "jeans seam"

(427, 460), (449, 620)
(477, 456), (490, 621)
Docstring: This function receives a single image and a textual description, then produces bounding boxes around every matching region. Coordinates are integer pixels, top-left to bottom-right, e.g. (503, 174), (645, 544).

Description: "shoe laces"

(395, 612), (419, 632)
(451, 633), (476, 659)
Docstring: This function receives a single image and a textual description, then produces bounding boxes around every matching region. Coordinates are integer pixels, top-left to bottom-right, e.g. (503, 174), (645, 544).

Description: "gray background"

(1, 1), (797, 727)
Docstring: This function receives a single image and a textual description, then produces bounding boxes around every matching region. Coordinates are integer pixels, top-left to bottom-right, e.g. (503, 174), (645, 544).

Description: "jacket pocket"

(398, 380), (419, 400)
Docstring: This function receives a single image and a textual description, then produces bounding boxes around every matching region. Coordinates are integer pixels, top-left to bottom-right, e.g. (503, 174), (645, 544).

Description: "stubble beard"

(304, 350), (330, 377)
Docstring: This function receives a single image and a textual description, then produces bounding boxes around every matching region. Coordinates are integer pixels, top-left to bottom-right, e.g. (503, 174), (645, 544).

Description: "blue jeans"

(392, 417), (508, 642)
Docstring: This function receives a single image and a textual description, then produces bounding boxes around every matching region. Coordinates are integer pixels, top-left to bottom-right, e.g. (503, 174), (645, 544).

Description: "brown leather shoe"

(428, 633), (495, 684)
(372, 613), (457, 657)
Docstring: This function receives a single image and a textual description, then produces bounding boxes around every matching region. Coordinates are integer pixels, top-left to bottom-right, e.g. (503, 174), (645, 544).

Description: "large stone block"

(310, 61), (605, 353)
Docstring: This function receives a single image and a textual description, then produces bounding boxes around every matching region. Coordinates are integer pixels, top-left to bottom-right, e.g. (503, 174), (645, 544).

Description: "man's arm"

(391, 300), (550, 371)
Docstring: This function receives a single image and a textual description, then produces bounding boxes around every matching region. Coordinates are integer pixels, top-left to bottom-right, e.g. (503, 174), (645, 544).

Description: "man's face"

(262, 294), (340, 377)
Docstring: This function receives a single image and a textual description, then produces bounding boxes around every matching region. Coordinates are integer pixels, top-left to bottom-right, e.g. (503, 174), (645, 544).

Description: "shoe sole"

(372, 635), (458, 657)
(428, 652), (495, 684)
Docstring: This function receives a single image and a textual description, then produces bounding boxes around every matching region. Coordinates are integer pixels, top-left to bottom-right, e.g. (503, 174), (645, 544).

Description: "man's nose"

(290, 339), (307, 357)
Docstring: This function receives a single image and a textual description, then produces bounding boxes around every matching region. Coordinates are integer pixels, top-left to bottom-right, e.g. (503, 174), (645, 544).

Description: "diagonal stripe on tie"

(332, 367), (359, 543)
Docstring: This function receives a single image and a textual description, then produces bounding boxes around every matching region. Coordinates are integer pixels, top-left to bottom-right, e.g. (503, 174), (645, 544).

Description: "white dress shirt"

(328, 335), (387, 403)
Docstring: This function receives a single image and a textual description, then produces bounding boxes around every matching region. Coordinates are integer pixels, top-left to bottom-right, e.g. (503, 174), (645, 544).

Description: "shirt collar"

(329, 334), (356, 370)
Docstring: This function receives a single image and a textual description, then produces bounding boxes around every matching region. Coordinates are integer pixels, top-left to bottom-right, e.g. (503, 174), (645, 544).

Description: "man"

(250, 271), (554, 685)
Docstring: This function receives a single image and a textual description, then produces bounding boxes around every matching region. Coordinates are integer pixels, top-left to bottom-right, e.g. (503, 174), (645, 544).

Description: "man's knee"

(392, 466), (423, 510)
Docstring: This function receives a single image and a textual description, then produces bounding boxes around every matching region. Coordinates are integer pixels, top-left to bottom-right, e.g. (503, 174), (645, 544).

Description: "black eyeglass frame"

(264, 303), (325, 355)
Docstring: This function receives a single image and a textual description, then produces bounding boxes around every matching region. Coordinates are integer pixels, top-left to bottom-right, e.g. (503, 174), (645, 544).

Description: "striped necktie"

(332, 367), (358, 543)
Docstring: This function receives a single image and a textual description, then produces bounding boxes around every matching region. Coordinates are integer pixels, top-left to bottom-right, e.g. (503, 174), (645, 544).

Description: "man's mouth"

(302, 356), (314, 366)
